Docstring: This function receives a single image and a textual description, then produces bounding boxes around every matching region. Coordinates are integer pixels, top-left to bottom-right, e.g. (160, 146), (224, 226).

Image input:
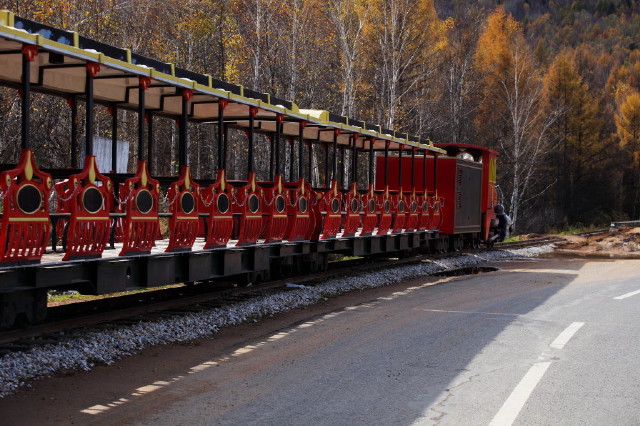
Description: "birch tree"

(475, 8), (560, 229)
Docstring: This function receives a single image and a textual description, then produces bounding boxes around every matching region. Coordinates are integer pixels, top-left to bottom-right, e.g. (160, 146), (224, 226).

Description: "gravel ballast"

(0, 246), (553, 397)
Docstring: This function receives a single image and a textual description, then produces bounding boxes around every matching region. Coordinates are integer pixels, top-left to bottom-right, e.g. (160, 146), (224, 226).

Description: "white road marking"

(550, 322), (585, 349)
(490, 322), (585, 425)
(489, 361), (552, 426)
(613, 289), (640, 300)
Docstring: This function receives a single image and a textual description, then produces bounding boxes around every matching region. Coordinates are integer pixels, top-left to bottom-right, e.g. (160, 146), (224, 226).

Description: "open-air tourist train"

(0, 11), (498, 328)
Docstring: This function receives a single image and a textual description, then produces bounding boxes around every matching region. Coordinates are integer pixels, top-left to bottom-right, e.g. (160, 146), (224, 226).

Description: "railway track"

(0, 236), (561, 354)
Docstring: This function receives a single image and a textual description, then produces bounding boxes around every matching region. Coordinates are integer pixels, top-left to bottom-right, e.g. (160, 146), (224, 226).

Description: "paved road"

(3, 257), (640, 425)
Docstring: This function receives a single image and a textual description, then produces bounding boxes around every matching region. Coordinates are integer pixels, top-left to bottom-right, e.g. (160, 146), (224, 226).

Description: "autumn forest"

(1, 0), (639, 232)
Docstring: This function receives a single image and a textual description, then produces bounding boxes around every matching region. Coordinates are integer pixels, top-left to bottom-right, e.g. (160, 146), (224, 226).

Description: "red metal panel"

(235, 172), (264, 246)
(391, 190), (406, 233)
(118, 161), (160, 256)
(342, 182), (361, 237)
(166, 165), (200, 252)
(318, 180), (342, 239)
(202, 169), (234, 248)
(55, 156), (112, 260)
(284, 177), (315, 241)
(359, 184), (378, 236)
(376, 186), (393, 235)
(404, 190), (420, 232)
(0, 150), (52, 264)
(375, 156), (430, 192)
(262, 175), (289, 243)
(430, 194), (444, 231)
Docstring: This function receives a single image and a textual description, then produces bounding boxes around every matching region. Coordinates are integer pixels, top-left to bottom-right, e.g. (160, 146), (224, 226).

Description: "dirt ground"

(553, 226), (640, 254)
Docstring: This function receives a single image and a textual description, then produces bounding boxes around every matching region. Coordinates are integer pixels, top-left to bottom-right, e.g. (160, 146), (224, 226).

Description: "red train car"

(375, 143), (498, 248)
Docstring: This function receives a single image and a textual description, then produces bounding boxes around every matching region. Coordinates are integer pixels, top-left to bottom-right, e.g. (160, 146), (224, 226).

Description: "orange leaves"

(616, 91), (640, 151)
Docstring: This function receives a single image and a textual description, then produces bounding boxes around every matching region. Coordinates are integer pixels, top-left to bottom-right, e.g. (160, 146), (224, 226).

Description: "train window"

(217, 193), (230, 214)
(350, 199), (359, 213)
(82, 187), (103, 214)
(135, 189), (153, 214)
(384, 200), (390, 213)
(398, 200), (405, 212)
(275, 195), (286, 213)
(180, 192), (195, 214)
(299, 197), (308, 213)
(248, 194), (260, 213)
(456, 151), (474, 161)
(16, 184), (42, 214)
(368, 199), (375, 213)
(331, 198), (340, 213)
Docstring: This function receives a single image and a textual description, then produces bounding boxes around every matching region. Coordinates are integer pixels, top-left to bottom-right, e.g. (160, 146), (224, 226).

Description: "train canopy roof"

(0, 11), (444, 154)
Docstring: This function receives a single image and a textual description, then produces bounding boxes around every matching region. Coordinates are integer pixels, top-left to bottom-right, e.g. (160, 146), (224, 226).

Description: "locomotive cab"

(435, 144), (499, 247)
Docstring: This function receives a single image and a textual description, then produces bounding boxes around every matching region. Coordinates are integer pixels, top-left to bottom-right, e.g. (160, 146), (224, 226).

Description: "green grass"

(548, 224), (604, 235)
(48, 284), (181, 304)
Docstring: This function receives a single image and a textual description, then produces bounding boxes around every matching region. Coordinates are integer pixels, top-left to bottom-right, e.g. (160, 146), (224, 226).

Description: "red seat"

(417, 190), (432, 231)
(284, 177), (315, 241)
(391, 188), (407, 233)
(166, 165), (200, 252)
(0, 150), (52, 264)
(342, 182), (361, 237)
(234, 172), (264, 245)
(404, 190), (420, 232)
(55, 156), (112, 260)
(261, 174), (289, 243)
(118, 161), (160, 256)
(359, 184), (377, 236)
(318, 180), (342, 239)
(376, 186), (393, 235)
(431, 193), (444, 230)
(202, 169), (234, 248)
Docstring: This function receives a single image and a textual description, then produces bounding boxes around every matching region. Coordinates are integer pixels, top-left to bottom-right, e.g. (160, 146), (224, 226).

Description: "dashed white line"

(613, 289), (640, 300)
(490, 322), (585, 426)
(550, 322), (585, 349)
(489, 361), (552, 426)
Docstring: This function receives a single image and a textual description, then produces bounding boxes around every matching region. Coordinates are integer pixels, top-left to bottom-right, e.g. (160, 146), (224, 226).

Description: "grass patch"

(549, 224), (604, 235)
(47, 284), (182, 306)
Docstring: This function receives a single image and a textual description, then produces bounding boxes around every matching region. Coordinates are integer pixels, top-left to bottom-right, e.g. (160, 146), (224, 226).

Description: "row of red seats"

(0, 151), (444, 265)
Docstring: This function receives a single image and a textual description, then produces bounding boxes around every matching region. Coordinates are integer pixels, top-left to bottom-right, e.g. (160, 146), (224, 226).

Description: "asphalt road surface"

(2, 257), (640, 425)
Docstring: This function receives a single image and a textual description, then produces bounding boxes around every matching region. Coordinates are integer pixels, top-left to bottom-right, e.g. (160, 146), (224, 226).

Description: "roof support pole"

(85, 62), (100, 157)
(137, 77), (149, 161)
(179, 89), (192, 166)
(21, 45), (37, 150)
(332, 129), (339, 182)
(308, 141), (312, 185)
(147, 112), (153, 174)
(433, 153), (438, 193)
(223, 124), (229, 170)
(411, 148), (415, 188)
(298, 121), (306, 180)
(340, 147), (345, 188)
(398, 146), (403, 188)
(368, 138), (374, 186)
(110, 105), (118, 173)
(384, 141), (390, 186)
(217, 99), (228, 171)
(247, 106), (258, 174)
(269, 134), (274, 179)
(289, 137), (294, 181)
(423, 149), (428, 191)
(324, 143), (329, 187)
(352, 134), (358, 183)
(275, 114), (283, 176)
(70, 96), (78, 168)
